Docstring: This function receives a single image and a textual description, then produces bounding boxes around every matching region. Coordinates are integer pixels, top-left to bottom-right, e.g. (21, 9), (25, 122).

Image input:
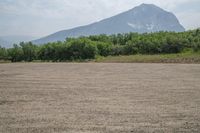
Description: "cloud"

(0, 0), (199, 37)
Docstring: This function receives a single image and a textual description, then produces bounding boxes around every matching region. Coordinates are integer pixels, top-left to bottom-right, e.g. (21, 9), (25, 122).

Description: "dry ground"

(0, 63), (200, 133)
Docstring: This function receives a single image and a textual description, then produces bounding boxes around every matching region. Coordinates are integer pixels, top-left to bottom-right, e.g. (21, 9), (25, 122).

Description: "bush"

(193, 43), (200, 52)
(0, 46), (8, 60)
(38, 42), (65, 61)
(8, 44), (23, 62)
(123, 42), (138, 55)
(96, 42), (112, 56)
(3, 29), (200, 62)
(110, 45), (124, 55)
(161, 37), (184, 53)
(20, 42), (38, 61)
(67, 38), (98, 59)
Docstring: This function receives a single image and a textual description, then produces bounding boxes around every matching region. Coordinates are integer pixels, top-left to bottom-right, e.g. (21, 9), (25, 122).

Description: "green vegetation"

(0, 29), (200, 63)
(95, 52), (200, 63)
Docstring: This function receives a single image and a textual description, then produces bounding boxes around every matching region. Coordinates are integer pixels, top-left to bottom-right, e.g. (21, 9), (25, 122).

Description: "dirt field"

(0, 63), (200, 133)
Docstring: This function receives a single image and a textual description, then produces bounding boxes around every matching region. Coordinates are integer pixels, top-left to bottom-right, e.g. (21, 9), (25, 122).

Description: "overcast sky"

(0, 0), (200, 38)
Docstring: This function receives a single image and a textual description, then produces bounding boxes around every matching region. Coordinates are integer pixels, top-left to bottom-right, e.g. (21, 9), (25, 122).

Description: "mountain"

(0, 35), (37, 48)
(33, 3), (185, 44)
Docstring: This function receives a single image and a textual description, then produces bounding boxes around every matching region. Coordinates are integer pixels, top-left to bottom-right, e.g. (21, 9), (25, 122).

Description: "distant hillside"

(0, 35), (37, 48)
(33, 3), (185, 44)
(0, 38), (12, 48)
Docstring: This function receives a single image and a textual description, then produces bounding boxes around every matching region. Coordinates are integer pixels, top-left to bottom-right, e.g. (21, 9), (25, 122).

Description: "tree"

(20, 42), (38, 61)
(0, 46), (8, 60)
(96, 42), (112, 56)
(110, 45), (124, 55)
(2, 29), (200, 62)
(162, 36), (183, 53)
(123, 41), (138, 55)
(67, 38), (98, 59)
(8, 44), (23, 62)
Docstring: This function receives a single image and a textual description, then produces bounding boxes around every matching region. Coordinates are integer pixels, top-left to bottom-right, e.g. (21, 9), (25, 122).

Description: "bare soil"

(0, 63), (200, 133)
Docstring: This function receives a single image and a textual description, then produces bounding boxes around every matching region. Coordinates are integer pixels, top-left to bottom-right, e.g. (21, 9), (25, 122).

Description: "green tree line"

(0, 29), (200, 62)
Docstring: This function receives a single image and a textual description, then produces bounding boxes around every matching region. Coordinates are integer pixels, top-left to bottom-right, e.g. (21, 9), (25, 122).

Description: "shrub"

(161, 37), (184, 53)
(8, 44), (23, 62)
(0, 46), (8, 60)
(96, 42), (112, 56)
(67, 38), (98, 59)
(123, 42), (138, 55)
(110, 45), (124, 55)
(20, 42), (38, 61)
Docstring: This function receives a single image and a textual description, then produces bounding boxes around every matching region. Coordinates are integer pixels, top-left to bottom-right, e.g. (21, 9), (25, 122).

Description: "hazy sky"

(0, 0), (200, 38)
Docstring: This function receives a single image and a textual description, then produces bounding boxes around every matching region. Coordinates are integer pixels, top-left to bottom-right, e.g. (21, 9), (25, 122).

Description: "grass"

(95, 52), (200, 64)
(0, 60), (11, 63)
(1, 51), (200, 64)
